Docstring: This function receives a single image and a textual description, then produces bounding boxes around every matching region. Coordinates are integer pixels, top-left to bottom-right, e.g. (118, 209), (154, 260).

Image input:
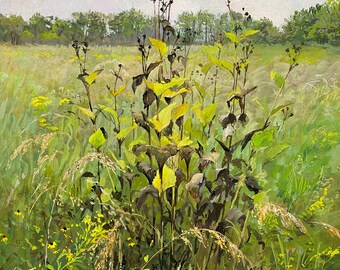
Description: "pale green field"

(0, 43), (339, 269)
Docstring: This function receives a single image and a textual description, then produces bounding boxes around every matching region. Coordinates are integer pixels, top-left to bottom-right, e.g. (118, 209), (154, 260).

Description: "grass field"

(0, 43), (339, 269)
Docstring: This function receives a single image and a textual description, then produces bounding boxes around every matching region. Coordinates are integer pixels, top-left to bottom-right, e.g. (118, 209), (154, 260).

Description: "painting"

(0, 0), (339, 269)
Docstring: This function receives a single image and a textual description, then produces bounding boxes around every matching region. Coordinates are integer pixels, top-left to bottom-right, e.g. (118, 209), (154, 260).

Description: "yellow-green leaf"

(177, 137), (194, 148)
(225, 32), (239, 43)
(153, 165), (176, 194)
(98, 104), (119, 124)
(110, 85), (126, 97)
(101, 188), (112, 203)
(161, 87), (188, 99)
(149, 37), (168, 58)
(220, 60), (233, 73)
(89, 128), (106, 148)
(77, 105), (95, 119)
(145, 77), (187, 96)
(116, 123), (137, 140)
(194, 103), (216, 126)
(85, 69), (103, 85)
(150, 103), (177, 132)
(171, 103), (189, 121)
(243, 29), (260, 38)
(270, 70), (285, 88)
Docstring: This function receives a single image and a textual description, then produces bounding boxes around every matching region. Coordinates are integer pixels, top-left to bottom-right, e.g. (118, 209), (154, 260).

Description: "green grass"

(0, 43), (339, 269)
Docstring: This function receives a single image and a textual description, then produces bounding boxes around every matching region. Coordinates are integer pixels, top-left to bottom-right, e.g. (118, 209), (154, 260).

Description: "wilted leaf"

(134, 111), (150, 132)
(186, 173), (206, 202)
(245, 176), (262, 194)
(132, 74), (145, 93)
(146, 61), (162, 76)
(137, 162), (156, 184)
(136, 185), (159, 210)
(81, 172), (95, 178)
(143, 89), (157, 108)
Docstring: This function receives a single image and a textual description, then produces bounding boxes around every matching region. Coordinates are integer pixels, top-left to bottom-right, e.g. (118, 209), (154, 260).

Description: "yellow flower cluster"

(309, 187), (328, 212)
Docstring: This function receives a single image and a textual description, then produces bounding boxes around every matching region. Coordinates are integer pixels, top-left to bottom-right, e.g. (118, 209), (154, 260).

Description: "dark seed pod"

(238, 113), (249, 124)
(219, 113), (237, 128)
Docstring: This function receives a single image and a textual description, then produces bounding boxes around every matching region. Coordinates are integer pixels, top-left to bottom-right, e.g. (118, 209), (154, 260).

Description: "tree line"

(0, 0), (338, 46)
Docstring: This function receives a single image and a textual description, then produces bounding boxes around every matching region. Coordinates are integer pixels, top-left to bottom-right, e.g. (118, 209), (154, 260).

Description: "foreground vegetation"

(0, 37), (339, 269)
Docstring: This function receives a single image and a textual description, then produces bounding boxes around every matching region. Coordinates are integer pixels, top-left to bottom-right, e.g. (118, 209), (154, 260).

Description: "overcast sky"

(0, 0), (328, 26)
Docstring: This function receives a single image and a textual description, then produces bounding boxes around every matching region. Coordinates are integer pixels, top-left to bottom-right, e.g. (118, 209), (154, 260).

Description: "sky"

(0, 0), (328, 26)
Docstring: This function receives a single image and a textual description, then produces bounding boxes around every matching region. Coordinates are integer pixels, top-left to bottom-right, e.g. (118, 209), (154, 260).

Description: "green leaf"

(193, 81), (206, 99)
(149, 37), (168, 58)
(89, 129), (106, 148)
(270, 70), (285, 88)
(214, 42), (223, 49)
(101, 188), (112, 203)
(172, 103), (189, 121)
(85, 69), (103, 85)
(116, 123), (138, 140)
(201, 62), (214, 75)
(98, 104), (119, 124)
(267, 144), (290, 160)
(77, 105), (95, 120)
(243, 29), (260, 38)
(225, 32), (239, 43)
(194, 103), (216, 126)
(252, 129), (275, 149)
(220, 59), (233, 73)
(153, 164), (176, 194)
(270, 103), (293, 117)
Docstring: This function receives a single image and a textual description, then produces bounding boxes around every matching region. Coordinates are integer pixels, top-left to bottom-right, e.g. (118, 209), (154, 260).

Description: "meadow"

(0, 41), (339, 269)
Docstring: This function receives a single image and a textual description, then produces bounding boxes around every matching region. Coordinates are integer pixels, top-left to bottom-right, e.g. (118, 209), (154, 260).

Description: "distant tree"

(108, 8), (149, 44)
(28, 13), (52, 42)
(249, 18), (282, 44)
(196, 11), (215, 44)
(176, 11), (198, 44)
(71, 12), (107, 43)
(4, 15), (25, 45)
(212, 13), (231, 41)
(308, 0), (340, 44)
